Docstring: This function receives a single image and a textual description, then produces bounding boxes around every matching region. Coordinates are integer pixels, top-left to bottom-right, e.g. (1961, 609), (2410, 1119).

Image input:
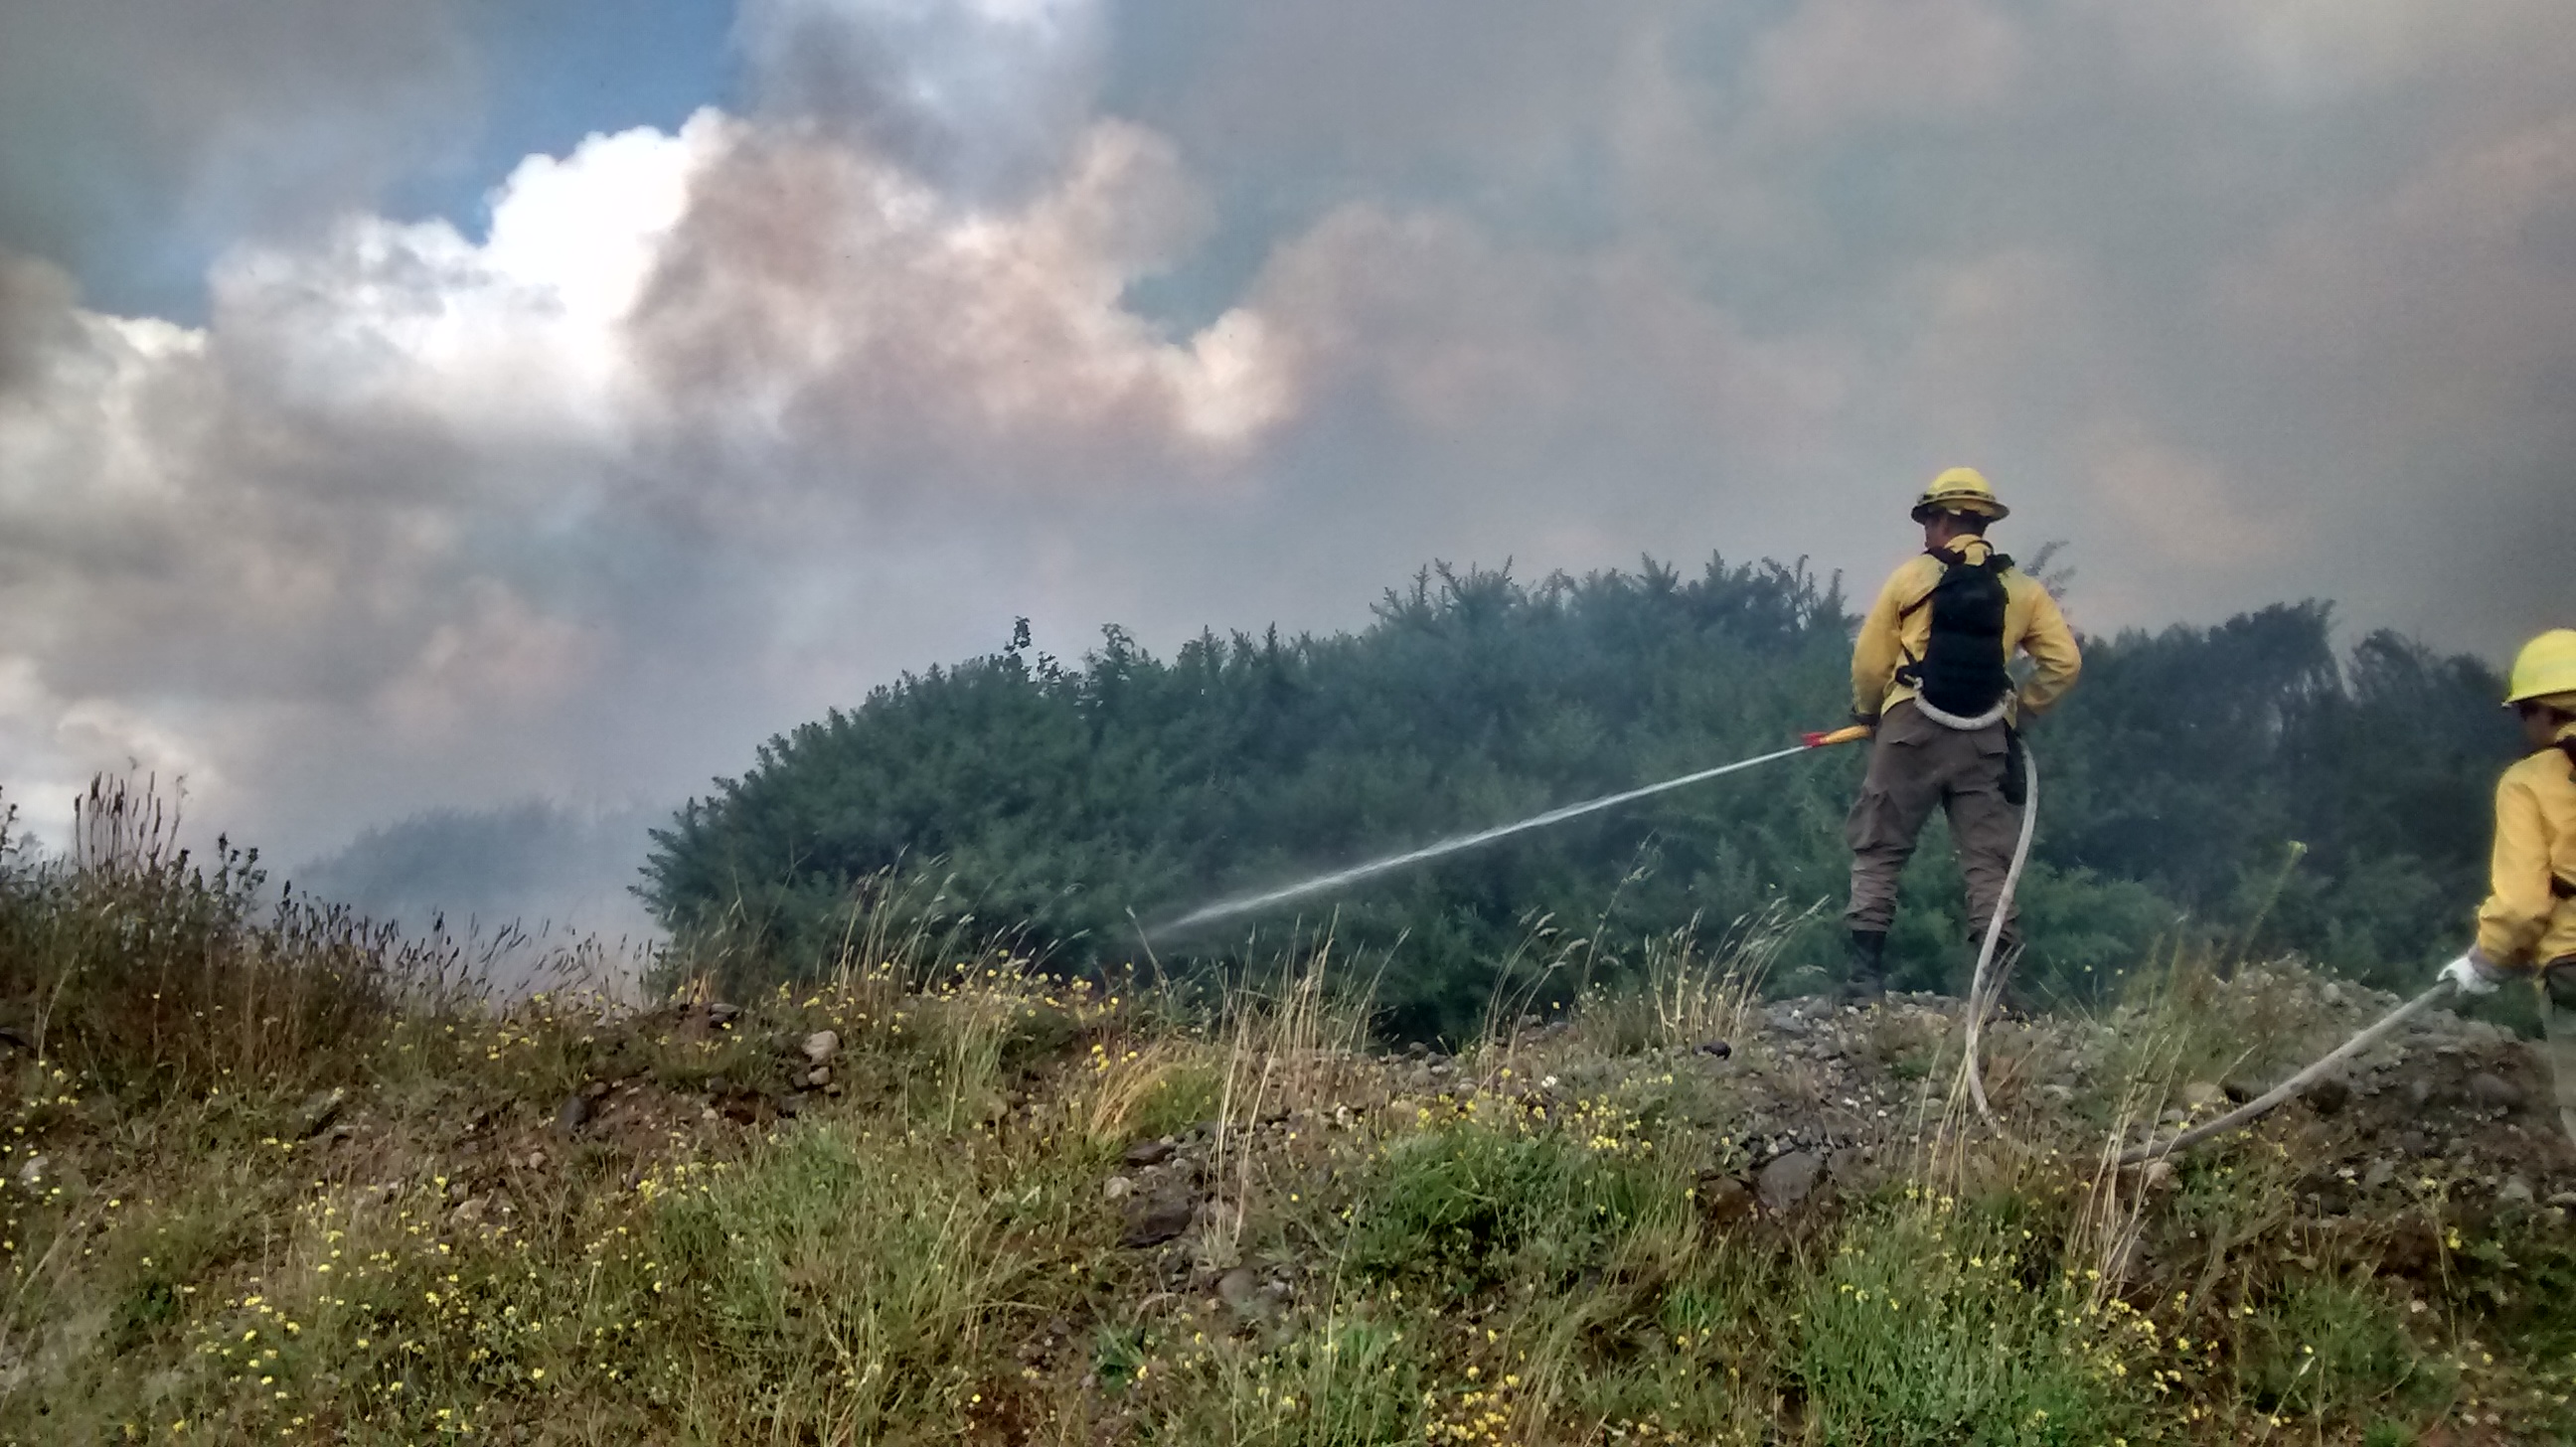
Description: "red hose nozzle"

(1802, 724), (1873, 748)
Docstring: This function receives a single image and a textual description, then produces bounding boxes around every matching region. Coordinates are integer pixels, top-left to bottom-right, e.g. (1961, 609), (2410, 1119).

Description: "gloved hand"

(2438, 949), (2506, 997)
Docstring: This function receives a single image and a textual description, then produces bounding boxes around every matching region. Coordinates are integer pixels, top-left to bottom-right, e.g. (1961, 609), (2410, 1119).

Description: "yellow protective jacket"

(1851, 538), (2082, 723)
(2475, 719), (2576, 968)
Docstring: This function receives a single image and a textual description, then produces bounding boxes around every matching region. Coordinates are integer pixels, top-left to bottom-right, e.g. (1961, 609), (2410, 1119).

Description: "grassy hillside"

(644, 558), (2513, 1037)
(6, 788), (2575, 1443)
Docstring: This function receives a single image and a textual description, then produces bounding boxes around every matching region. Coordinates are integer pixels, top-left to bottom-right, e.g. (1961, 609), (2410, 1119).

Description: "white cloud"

(630, 116), (1293, 512)
(211, 116), (725, 446)
(0, 79), (1300, 850)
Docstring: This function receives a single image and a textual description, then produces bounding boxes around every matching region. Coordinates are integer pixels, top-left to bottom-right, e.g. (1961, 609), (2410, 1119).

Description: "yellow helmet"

(1911, 466), (2010, 522)
(2503, 628), (2576, 709)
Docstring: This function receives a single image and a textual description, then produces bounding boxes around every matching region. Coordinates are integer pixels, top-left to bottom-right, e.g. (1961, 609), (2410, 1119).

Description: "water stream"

(1150, 741), (1816, 938)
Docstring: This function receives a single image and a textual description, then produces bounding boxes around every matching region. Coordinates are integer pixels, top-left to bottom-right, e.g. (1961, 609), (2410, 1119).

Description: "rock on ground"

(1756, 1151), (1826, 1212)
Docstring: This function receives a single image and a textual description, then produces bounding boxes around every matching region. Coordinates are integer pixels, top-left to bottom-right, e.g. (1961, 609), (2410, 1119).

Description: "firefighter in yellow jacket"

(2436, 629), (2576, 1143)
(1844, 467), (2082, 996)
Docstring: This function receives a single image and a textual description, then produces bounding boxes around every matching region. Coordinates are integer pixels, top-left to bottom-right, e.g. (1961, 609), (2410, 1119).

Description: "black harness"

(1893, 545), (2015, 719)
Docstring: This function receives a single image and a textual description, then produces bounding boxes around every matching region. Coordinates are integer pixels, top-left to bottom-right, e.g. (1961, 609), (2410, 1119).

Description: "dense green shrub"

(645, 557), (2515, 1035)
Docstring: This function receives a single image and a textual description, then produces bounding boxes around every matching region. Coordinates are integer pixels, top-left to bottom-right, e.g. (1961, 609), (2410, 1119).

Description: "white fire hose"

(1921, 704), (2464, 1167)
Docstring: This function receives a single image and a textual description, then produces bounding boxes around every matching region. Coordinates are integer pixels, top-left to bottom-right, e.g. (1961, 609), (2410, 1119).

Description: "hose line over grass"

(1946, 740), (2466, 1166)
(1960, 747), (2038, 1135)
(2112, 980), (2457, 1167)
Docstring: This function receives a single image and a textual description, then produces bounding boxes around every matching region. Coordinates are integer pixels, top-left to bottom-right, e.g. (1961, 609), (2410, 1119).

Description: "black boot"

(1843, 930), (1888, 1002)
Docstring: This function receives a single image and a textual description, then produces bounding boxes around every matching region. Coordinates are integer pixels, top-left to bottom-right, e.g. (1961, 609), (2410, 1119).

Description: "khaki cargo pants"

(1844, 700), (2023, 946)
